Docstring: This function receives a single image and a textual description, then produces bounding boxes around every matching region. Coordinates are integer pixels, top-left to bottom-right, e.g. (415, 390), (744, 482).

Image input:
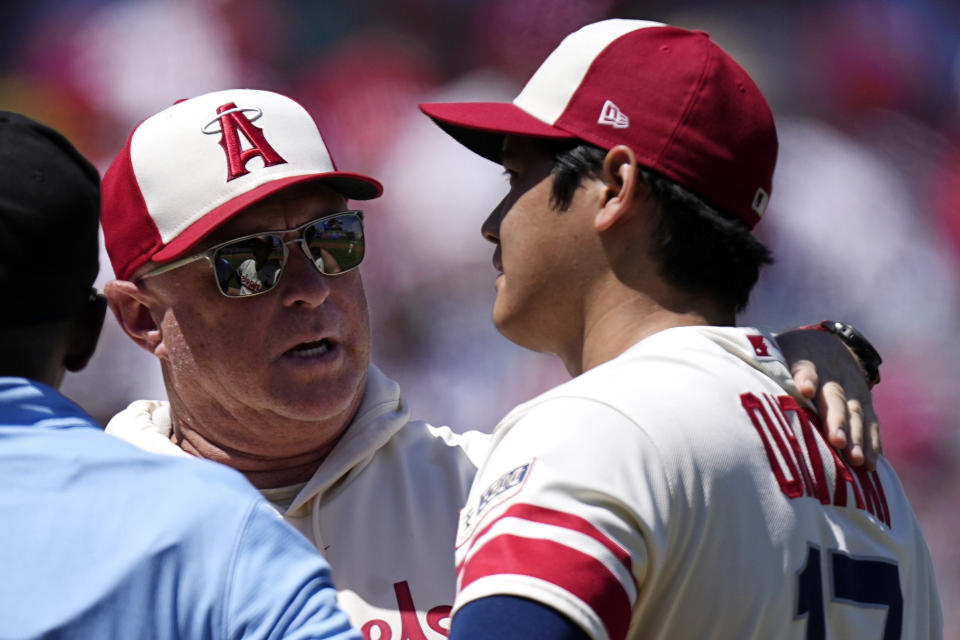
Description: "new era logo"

(751, 188), (770, 216)
(598, 100), (629, 129)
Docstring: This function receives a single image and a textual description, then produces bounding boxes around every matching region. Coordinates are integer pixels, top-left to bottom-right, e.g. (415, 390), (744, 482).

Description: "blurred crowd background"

(2, 0), (957, 633)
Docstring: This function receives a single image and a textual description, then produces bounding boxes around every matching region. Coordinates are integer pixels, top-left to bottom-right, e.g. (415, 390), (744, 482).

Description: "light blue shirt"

(0, 377), (360, 640)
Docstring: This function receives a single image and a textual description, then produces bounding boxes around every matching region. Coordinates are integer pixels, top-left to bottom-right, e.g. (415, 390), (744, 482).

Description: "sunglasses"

(140, 211), (365, 298)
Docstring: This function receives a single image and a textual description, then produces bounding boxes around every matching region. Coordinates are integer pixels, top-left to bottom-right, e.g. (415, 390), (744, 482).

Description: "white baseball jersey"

(236, 259), (281, 295)
(107, 364), (491, 639)
(453, 326), (941, 640)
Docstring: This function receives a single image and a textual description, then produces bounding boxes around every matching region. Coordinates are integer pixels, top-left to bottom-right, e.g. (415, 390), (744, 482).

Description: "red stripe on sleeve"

(461, 503), (635, 584)
(460, 533), (633, 640)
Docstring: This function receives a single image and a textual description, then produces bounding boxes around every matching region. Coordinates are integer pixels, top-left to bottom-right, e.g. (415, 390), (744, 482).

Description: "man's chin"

(264, 371), (367, 423)
(492, 308), (530, 350)
(493, 304), (559, 356)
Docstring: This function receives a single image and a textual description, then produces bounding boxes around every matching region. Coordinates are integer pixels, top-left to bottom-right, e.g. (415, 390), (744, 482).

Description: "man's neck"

(571, 284), (733, 376)
(173, 429), (335, 489)
(165, 392), (355, 490)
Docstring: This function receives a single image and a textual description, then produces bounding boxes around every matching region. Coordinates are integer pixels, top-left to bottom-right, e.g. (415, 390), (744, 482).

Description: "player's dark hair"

(545, 141), (773, 314)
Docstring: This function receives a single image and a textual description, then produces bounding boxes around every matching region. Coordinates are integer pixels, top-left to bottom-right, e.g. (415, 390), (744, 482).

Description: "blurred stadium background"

(2, 0), (957, 632)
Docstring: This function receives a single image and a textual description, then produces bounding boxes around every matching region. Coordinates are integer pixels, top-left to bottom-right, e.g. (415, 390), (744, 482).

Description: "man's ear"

(595, 145), (641, 232)
(64, 291), (107, 372)
(103, 280), (165, 358)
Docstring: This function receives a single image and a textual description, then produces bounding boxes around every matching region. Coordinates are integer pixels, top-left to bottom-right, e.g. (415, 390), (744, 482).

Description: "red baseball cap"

(420, 20), (777, 228)
(102, 89), (383, 281)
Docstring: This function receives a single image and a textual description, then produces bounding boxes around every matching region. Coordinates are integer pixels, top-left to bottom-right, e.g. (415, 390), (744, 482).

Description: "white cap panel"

(130, 89), (334, 243)
(513, 19), (665, 125)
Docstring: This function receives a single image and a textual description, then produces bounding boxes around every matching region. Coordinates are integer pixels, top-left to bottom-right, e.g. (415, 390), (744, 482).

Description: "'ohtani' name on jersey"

(741, 392), (891, 528)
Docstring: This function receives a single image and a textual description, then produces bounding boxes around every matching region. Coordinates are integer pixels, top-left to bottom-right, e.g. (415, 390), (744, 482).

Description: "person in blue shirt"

(0, 110), (360, 640)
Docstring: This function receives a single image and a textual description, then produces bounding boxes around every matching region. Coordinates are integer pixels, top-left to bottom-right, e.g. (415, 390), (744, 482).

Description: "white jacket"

(106, 364), (491, 638)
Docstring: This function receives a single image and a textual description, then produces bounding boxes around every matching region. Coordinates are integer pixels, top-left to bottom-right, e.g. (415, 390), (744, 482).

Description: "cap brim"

(418, 102), (575, 163)
(152, 171), (383, 263)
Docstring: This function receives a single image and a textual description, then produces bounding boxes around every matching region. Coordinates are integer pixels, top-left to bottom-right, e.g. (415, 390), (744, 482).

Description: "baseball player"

(420, 20), (942, 639)
(100, 87), (887, 638)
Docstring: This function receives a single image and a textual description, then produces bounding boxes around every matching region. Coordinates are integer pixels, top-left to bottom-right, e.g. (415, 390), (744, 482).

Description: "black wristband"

(813, 320), (883, 388)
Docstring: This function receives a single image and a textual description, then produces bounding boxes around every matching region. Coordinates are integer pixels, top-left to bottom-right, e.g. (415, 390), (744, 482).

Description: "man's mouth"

(285, 338), (331, 358)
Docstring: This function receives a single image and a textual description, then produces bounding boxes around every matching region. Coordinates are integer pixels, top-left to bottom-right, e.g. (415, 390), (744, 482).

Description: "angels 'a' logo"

(203, 102), (287, 181)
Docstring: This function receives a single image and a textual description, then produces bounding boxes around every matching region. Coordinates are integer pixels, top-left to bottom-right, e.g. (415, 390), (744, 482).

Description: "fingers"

(820, 392), (878, 470)
(818, 380), (848, 452)
(781, 332), (882, 469)
(864, 407), (881, 472)
(845, 399), (865, 468)
(790, 359), (818, 400)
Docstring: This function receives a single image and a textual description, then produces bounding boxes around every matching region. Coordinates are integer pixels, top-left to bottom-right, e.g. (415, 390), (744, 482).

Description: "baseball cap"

(419, 20), (778, 228)
(102, 89), (384, 281)
(0, 111), (100, 326)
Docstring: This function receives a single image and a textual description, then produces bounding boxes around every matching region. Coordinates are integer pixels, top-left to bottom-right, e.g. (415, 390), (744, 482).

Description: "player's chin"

(492, 304), (537, 351)
(490, 296), (512, 335)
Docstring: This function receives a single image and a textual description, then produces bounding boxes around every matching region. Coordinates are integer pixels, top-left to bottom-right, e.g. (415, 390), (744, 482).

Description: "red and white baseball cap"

(419, 20), (777, 228)
(102, 88), (383, 280)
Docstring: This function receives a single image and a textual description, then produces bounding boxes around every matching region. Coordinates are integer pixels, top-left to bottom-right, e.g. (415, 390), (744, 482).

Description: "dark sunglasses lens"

(212, 235), (285, 296)
(304, 214), (364, 275)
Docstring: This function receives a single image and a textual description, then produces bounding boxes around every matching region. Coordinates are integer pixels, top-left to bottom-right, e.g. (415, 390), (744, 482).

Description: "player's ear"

(63, 290), (108, 372)
(104, 280), (167, 359)
(595, 145), (642, 232)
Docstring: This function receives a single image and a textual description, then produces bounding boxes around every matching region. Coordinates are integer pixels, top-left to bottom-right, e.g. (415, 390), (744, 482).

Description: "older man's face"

(142, 183), (371, 455)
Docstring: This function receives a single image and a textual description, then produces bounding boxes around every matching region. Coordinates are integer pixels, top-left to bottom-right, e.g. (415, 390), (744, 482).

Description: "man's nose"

(481, 196), (508, 244)
(279, 241), (331, 308)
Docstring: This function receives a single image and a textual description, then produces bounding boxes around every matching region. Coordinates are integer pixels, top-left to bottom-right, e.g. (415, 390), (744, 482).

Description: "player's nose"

(482, 196), (507, 244)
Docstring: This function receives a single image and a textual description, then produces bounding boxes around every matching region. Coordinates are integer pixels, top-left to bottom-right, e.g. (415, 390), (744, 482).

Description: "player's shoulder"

(492, 385), (656, 462)
(569, 325), (785, 397)
(508, 326), (720, 396)
(79, 425), (265, 510)
(3, 396), (270, 549)
(494, 325), (791, 443)
(610, 325), (784, 374)
(2, 390), (254, 507)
